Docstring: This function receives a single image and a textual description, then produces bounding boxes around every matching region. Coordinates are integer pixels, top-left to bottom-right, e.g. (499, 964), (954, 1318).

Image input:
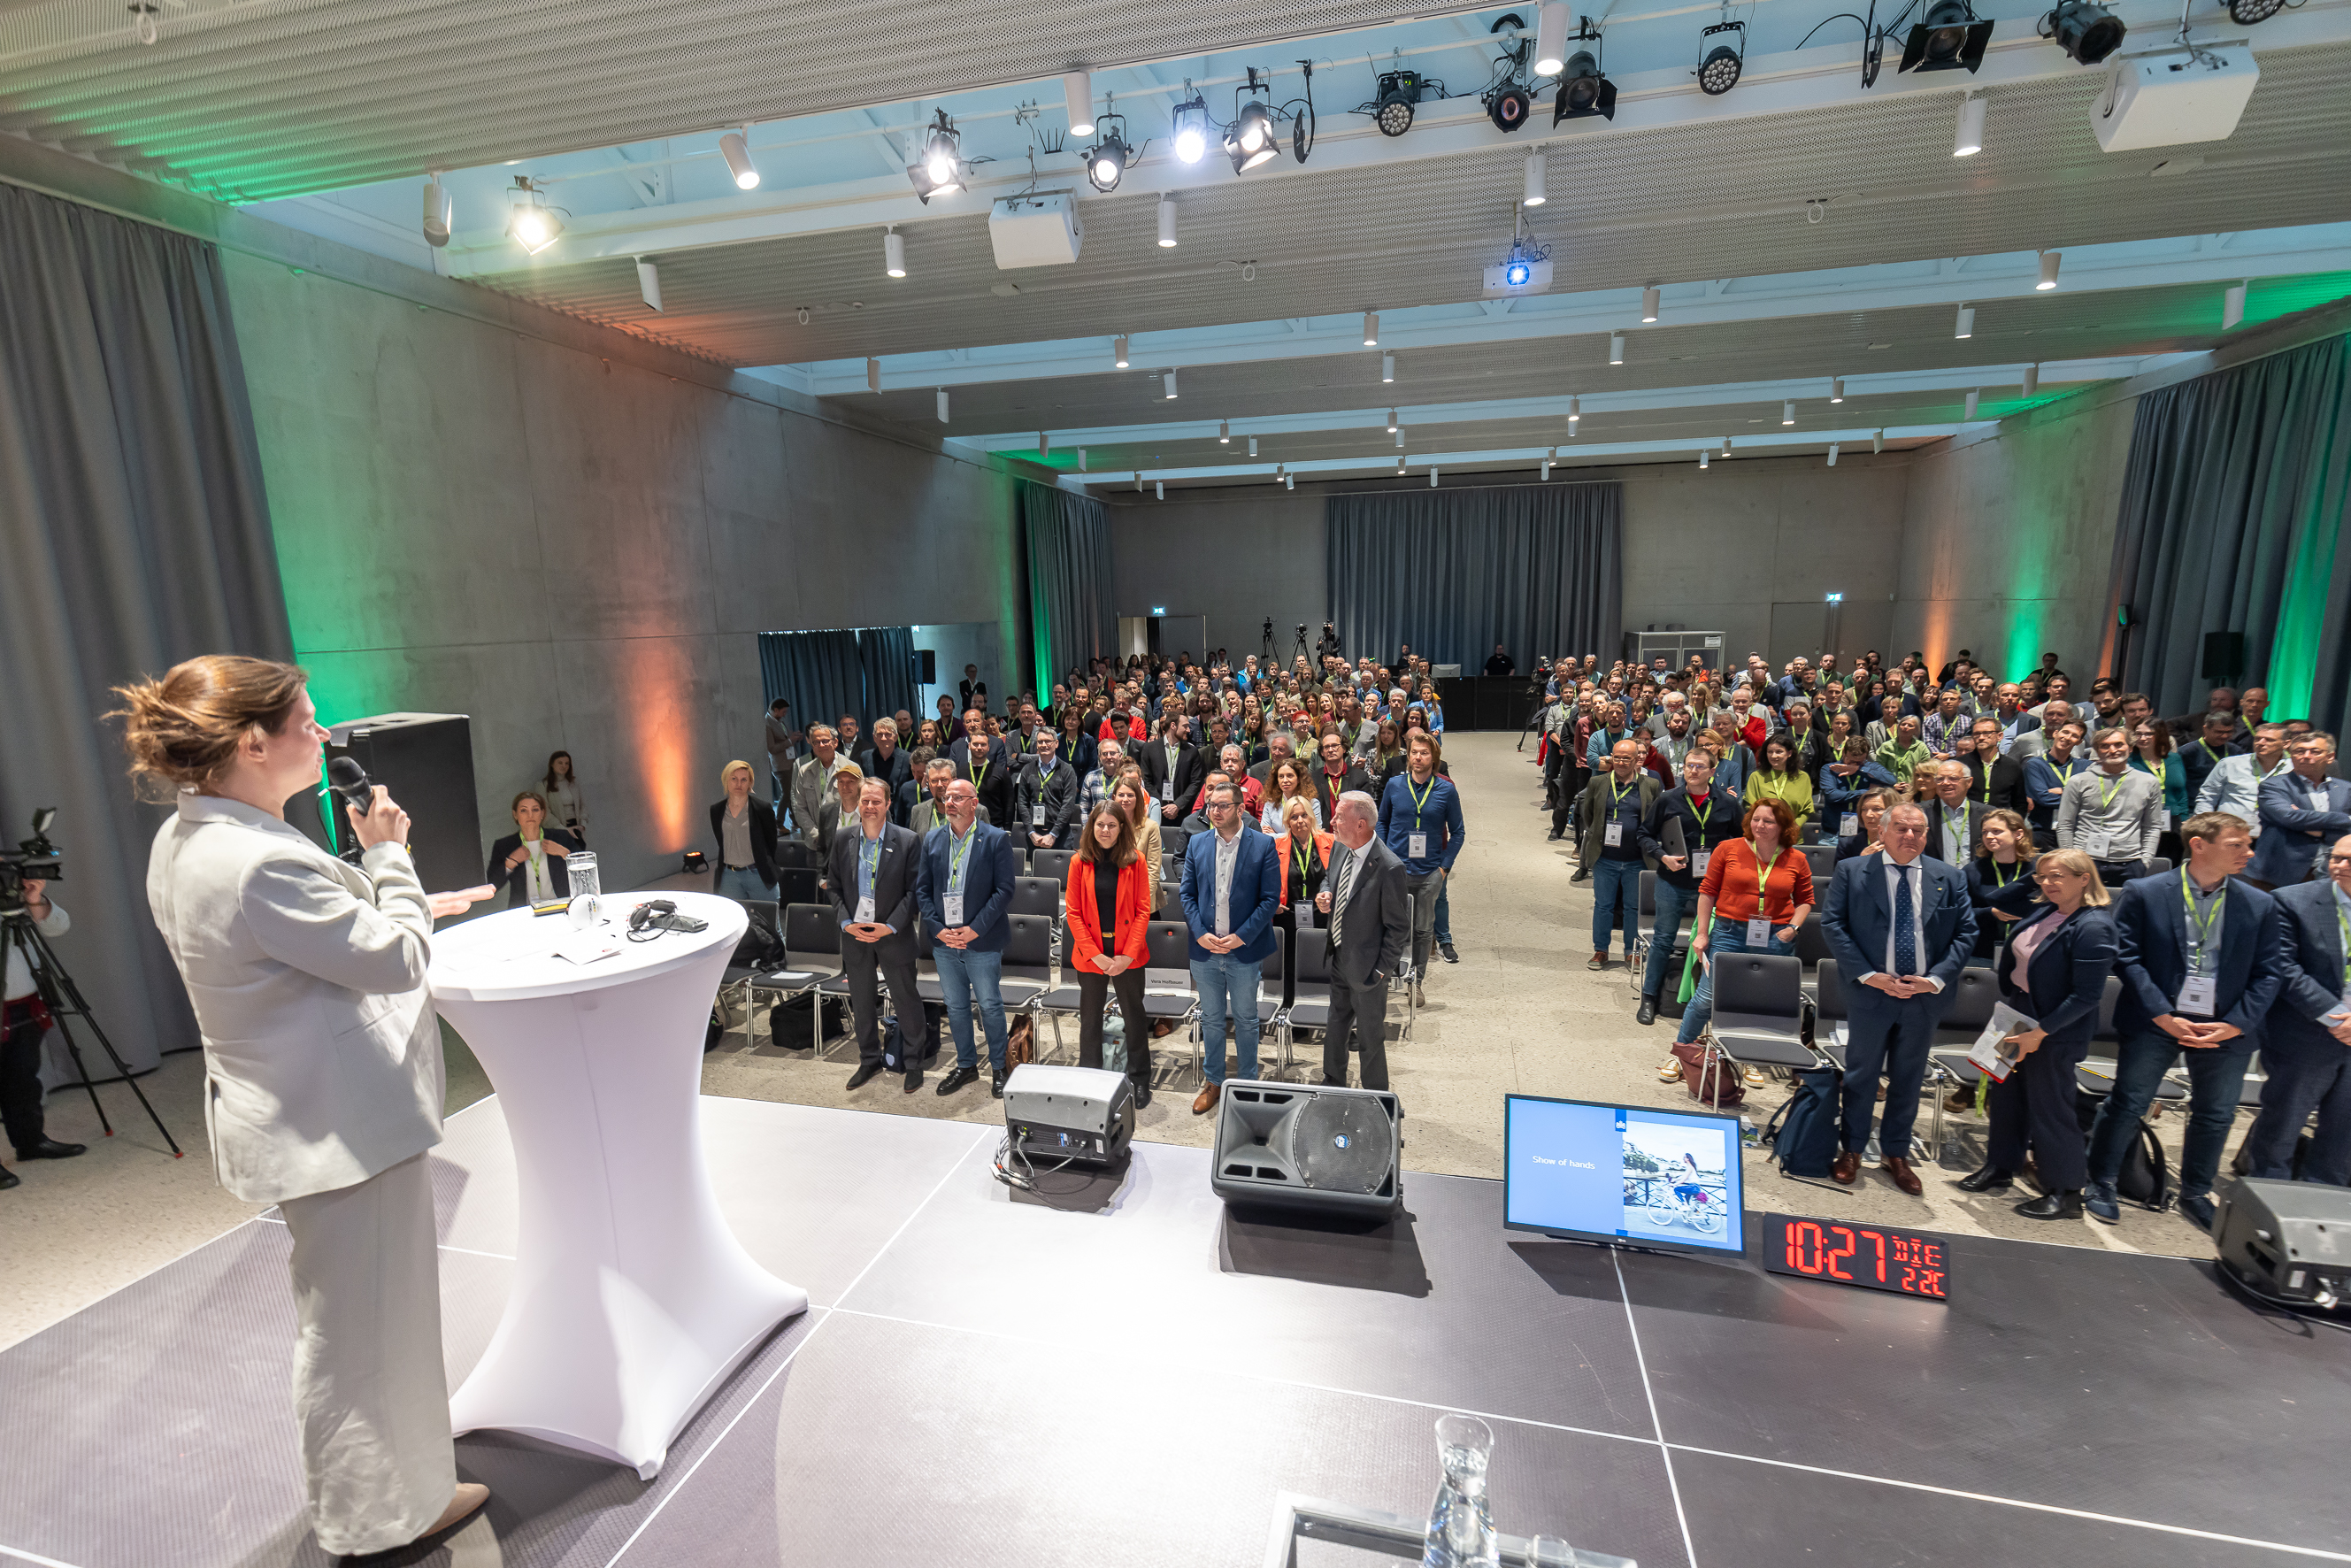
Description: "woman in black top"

(709, 759), (781, 901)
(487, 790), (582, 909)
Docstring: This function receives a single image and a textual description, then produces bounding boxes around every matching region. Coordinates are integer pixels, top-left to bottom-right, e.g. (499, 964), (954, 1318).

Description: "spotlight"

(2037, 250), (2061, 289)
(1063, 71), (1096, 138)
(866, 357), (880, 394)
(1609, 332), (1625, 365)
(1955, 304), (1974, 339)
(1964, 388), (1979, 419)
(1286, 473), (1295, 490)
(1783, 401), (1796, 426)
(1164, 371), (1179, 399)
(1085, 110), (1134, 193)
(1827, 443), (1840, 466)
(1697, 20), (1746, 96)
(2228, 0), (2284, 21)
(1157, 196), (1177, 248)
(2041, 0), (2126, 63)
(1553, 50), (1617, 123)
(1040, 432), (1051, 456)
(1225, 100), (1278, 173)
(1640, 286), (1659, 323)
(1900, 0), (1994, 73)
(719, 129), (760, 190)
(1079, 448), (1088, 471)
(1373, 71), (1423, 137)
(505, 177), (563, 255)
(1387, 408), (1398, 432)
(636, 257), (662, 311)
(1219, 420), (1231, 443)
(1157, 480), (1166, 500)
(1115, 335), (1130, 367)
(1172, 94), (1210, 163)
(1542, 457), (1553, 479)
(2223, 281), (2247, 329)
(1568, 394), (1579, 424)
(937, 388), (950, 424)
(1488, 85), (1534, 134)
(1397, 456), (1408, 473)
(884, 227), (905, 278)
(1873, 429), (1886, 453)
(1722, 435), (1733, 456)
(1364, 311), (1379, 347)
(1382, 353), (1395, 384)
(421, 175), (451, 248)
(1524, 153), (1548, 206)
(1394, 427), (1405, 448)
(1831, 376), (1846, 403)
(1700, 450), (1710, 469)
(1248, 436), (1259, 457)
(1534, 2), (1570, 73)
(1955, 93), (1986, 156)
(908, 111), (964, 203)
(2022, 363), (2040, 396)
(1430, 467), (1439, 488)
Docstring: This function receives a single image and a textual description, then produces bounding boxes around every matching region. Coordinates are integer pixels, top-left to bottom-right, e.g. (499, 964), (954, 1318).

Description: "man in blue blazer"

(2086, 812), (2285, 1228)
(2250, 734), (2351, 888)
(1822, 803), (1978, 1195)
(1179, 779), (1281, 1116)
(2244, 832), (2351, 1188)
(914, 777), (1020, 1099)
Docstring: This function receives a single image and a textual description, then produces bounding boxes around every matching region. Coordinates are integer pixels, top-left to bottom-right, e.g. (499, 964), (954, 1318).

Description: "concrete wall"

(225, 250), (1024, 893)
(1890, 391), (2137, 686)
(1108, 490), (1327, 664)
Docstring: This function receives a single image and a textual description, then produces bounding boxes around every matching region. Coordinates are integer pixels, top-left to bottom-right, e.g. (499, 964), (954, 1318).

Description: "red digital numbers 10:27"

(1781, 1220), (1944, 1297)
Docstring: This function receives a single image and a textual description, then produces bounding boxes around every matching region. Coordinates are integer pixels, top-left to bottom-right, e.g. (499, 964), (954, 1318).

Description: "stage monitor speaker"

(2201, 631), (2246, 682)
(285, 713), (482, 900)
(1211, 1080), (1402, 1218)
(916, 649), (938, 687)
(2214, 1178), (2351, 1307)
(1003, 1064), (1133, 1167)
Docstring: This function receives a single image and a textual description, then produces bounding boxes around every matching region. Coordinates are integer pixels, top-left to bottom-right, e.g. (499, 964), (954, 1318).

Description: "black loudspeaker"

(1210, 1080), (1403, 1218)
(285, 713), (482, 898)
(2201, 631), (2247, 682)
(916, 649), (937, 686)
(2214, 1179), (2351, 1308)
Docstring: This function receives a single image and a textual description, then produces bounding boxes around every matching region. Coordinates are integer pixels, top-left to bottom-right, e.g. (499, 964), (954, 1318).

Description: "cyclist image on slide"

(1671, 1152), (1706, 1204)
(1622, 1127), (1727, 1235)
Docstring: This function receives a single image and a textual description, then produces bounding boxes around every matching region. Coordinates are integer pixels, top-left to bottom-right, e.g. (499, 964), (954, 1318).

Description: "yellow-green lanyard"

(947, 826), (976, 888)
(2180, 869), (2224, 975)
(1410, 772), (1441, 830)
(1754, 847), (1780, 918)
(2097, 770), (2129, 811)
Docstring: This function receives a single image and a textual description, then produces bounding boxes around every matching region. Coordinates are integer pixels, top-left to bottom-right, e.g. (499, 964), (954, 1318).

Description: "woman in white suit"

(116, 657), (494, 1557)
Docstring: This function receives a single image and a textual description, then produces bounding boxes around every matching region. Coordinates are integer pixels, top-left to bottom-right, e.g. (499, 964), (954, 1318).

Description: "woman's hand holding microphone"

(349, 785), (495, 920)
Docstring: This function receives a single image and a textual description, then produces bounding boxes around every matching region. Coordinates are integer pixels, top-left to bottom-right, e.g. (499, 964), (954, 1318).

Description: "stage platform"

(1, 1095), (2345, 1568)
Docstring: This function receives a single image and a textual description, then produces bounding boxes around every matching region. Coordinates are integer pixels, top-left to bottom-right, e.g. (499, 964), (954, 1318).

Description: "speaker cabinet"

(916, 649), (938, 687)
(1211, 1080), (1403, 1218)
(285, 712), (482, 899)
(2214, 1178), (2351, 1306)
(2201, 631), (2246, 682)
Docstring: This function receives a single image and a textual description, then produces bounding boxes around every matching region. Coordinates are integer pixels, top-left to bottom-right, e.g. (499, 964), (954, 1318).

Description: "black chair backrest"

(1032, 849), (1076, 885)
(1939, 965), (2000, 1032)
(1163, 826), (1191, 858)
(1713, 952), (1802, 1021)
(1002, 912), (1053, 973)
(1814, 962), (1847, 1021)
(1010, 876), (1062, 920)
(775, 840), (815, 870)
(1145, 920), (1193, 973)
(1639, 870), (1656, 919)
(782, 903), (839, 957)
(1802, 844), (1838, 882)
(1260, 926), (1287, 988)
(1794, 919), (1833, 969)
(2144, 857), (2173, 879)
(2094, 973), (2124, 1041)
(1163, 851), (1187, 882)
(777, 866), (820, 908)
(1293, 926), (1332, 986)
(1159, 879), (1182, 912)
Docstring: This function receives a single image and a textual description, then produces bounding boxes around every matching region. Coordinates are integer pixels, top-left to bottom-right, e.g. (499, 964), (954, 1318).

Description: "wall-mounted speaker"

(1210, 1080), (1402, 1218)
(916, 649), (938, 686)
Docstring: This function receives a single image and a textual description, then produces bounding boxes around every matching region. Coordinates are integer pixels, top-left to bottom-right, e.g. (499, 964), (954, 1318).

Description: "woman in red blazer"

(1067, 802), (1157, 1105)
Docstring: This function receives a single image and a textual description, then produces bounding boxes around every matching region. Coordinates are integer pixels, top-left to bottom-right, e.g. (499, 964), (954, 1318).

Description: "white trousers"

(277, 1152), (456, 1556)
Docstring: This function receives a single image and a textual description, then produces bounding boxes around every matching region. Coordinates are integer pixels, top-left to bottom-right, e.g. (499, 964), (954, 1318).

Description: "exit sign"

(1150, 606), (1167, 616)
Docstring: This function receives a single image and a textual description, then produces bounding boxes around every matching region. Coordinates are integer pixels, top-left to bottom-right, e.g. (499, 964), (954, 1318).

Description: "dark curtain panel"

(0, 182), (293, 1071)
(1325, 482), (1623, 670)
(857, 626), (918, 728)
(758, 629), (865, 739)
(2105, 335), (2351, 729)
(1020, 482), (1115, 696)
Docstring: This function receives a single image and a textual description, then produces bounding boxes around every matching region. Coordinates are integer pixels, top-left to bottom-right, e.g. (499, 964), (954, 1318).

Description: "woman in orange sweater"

(1272, 796), (1335, 934)
(1066, 802), (1157, 1105)
(1670, 797), (1816, 1059)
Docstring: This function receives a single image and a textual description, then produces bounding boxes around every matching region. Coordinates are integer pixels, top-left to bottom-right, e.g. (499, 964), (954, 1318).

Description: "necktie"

(1330, 847), (1357, 950)
(1894, 864), (1917, 977)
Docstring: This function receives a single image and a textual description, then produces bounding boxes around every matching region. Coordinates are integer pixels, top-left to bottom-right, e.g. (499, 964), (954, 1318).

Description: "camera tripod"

(0, 903), (181, 1159)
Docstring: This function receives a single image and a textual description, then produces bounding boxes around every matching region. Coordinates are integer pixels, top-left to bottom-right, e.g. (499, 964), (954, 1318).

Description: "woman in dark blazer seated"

(1064, 803), (1156, 1107)
(1955, 847), (2118, 1219)
(709, 758), (781, 902)
(488, 790), (583, 909)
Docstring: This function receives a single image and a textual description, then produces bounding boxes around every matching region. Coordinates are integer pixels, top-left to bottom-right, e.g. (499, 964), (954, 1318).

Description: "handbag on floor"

(1007, 1013), (1035, 1068)
(1673, 1040), (1744, 1109)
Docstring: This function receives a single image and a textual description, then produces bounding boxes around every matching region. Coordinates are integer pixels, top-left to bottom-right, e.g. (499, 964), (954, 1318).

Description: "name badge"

(1295, 896), (1313, 914)
(1841, 812), (1860, 837)
(1691, 849), (1709, 878)
(1603, 822), (1624, 847)
(1160, 780), (1173, 802)
(2178, 975), (2218, 1017)
(1031, 806), (1046, 827)
(856, 895), (876, 924)
(1409, 832), (1430, 859)
(2082, 833), (2109, 860)
(1748, 917), (1772, 947)
(943, 894), (964, 926)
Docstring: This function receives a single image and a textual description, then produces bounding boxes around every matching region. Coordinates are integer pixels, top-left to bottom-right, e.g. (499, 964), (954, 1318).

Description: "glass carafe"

(1424, 1413), (1498, 1568)
(565, 850), (600, 900)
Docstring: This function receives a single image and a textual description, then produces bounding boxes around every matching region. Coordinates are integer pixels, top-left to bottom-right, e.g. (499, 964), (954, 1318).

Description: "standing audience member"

(2021, 719), (2088, 843)
(2250, 732), (2351, 889)
(1745, 734), (1815, 831)
(1577, 739), (1658, 970)
(1013, 728), (1081, 852)
(1141, 711), (1203, 826)
(541, 751), (588, 844)
(489, 790), (581, 910)
(1961, 719), (2026, 814)
(2055, 728), (2164, 888)
(764, 698), (798, 807)
(1316, 793), (1410, 1090)
(1274, 797), (1333, 931)
(860, 719), (912, 802)
(1668, 798), (1815, 1080)
(1310, 729), (1371, 826)
(709, 762), (780, 903)
(918, 779), (1020, 1099)
(1064, 803), (1156, 1107)
(1922, 761), (1990, 866)
(790, 725), (842, 849)
(2086, 812), (2283, 1229)
(1964, 809), (2035, 965)
(1, 876), (82, 1184)
(834, 778), (923, 1095)
(2246, 833), (2351, 1186)
(949, 709), (1014, 827)
(1112, 778), (1164, 902)
(1181, 781), (1280, 1116)
(1379, 732), (1464, 1001)
(1635, 749), (1743, 1027)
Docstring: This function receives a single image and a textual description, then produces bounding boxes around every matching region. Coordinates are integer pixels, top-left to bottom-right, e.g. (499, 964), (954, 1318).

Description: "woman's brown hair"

(1076, 801), (1139, 869)
(111, 655), (309, 801)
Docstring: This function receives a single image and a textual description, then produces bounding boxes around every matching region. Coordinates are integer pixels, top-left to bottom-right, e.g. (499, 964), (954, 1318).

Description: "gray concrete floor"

(0, 731), (2234, 1351)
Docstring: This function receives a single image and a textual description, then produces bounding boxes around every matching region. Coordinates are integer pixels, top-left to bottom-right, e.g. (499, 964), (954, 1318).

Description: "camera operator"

(2, 876), (82, 1188)
(1316, 622), (1343, 663)
(114, 654), (495, 1557)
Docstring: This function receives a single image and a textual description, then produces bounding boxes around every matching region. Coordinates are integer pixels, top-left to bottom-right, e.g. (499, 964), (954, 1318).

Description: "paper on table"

(552, 932), (622, 965)
(1966, 1002), (2037, 1081)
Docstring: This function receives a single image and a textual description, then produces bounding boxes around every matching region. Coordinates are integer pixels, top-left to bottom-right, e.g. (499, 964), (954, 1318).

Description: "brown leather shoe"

(1881, 1155), (1924, 1196)
(1830, 1149), (1860, 1185)
(1193, 1082), (1221, 1116)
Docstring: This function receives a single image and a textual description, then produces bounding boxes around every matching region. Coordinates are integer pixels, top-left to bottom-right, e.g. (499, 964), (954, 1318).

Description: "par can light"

(1901, 0), (1994, 73)
(2041, 0), (2126, 64)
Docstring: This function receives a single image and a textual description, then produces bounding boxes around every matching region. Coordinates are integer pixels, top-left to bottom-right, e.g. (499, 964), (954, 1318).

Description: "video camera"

(0, 808), (63, 913)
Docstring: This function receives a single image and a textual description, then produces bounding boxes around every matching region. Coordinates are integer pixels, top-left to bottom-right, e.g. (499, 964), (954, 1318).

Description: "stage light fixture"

(1641, 286), (1659, 323)
(1873, 429), (1886, 453)
(1382, 353), (1395, 384)
(1534, 2), (1571, 73)
(1955, 92), (1986, 155)
(1697, 20), (1746, 96)
(1524, 153), (1548, 207)
(1782, 400), (1796, 425)
(2223, 281), (2247, 329)
(1955, 304), (1974, 338)
(1040, 432), (1051, 456)
(1964, 388), (1979, 419)
(1164, 371), (1179, 399)
(1373, 71), (1423, 137)
(866, 357), (880, 394)
(1609, 333), (1625, 365)
(1114, 335), (1131, 368)
(719, 129), (760, 190)
(2022, 363), (2040, 396)
(937, 388), (950, 423)
(2037, 250), (2061, 289)
(1086, 117), (1133, 193)
(1568, 394), (1579, 424)
(1387, 408), (1399, 432)
(1488, 84), (1534, 134)
(907, 110), (964, 204)
(421, 175), (451, 248)
(1831, 376), (1846, 403)
(1219, 419), (1231, 442)
(2041, 0), (2126, 62)
(1225, 99), (1278, 173)
(1430, 467), (1439, 488)
(1079, 448), (1087, 471)
(1157, 196), (1177, 248)
(2228, 0), (2284, 21)
(1172, 94), (1211, 163)
(1395, 427), (1405, 447)
(884, 227), (905, 278)
(1398, 455), (1409, 474)
(1700, 450), (1710, 469)
(1364, 311), (1379, 347)
(1157, 480), (1166, 499)
(1248, 437), (1259, 457)
(636, 257), (662, 311)
(1721, 435), (1733, 456)
(1827, 443), (1840, 465)
(1553, 49), (1617, 123)
(1900, 0), (1994, 73)
(1064, 71), (1096, 138)
(505, 177), (564, 255)
(1287, 473), (1295, 490)
(1542, 457), (1553, 480)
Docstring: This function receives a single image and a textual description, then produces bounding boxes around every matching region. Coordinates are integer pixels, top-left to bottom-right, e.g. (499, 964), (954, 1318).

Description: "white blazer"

(145, 794), (443, 1204)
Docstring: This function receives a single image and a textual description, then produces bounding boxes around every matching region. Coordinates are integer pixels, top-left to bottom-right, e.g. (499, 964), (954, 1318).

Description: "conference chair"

(1793, 919), (1834, 976)
(1697, 953), (1816, 1104)
(1141, 920), (1201, 1084)
(774, 841), (815, 872)
(1031, 848), (1075, 886)
(1158, 879), (1182, 916)
(1033, 920), (1085, 1065)
(1256, 931), (1294, 1078)
(718, 899), (781, 1046)
(1285, 927), (1333, 1046)
(1163, 851), (1187, 882)
(1808, 962), (1848, 1057)
(775, 903), (842, 1051)
(1801, 843), (1838, 884)
(1010, 875), (1064, 962)
(775, 866), (819, 909)
(1163, 826), (1191, 859)
(997, 913), (1055, 1014)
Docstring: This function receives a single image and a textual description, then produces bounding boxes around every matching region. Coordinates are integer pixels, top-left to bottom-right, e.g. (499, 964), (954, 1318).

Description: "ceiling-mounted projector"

(2092, 43), (2258, 150)
(989, 191), (1083, 268)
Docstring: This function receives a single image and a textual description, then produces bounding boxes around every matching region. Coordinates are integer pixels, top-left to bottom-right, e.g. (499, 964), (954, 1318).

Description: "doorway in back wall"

(911, 621), (1008, 721)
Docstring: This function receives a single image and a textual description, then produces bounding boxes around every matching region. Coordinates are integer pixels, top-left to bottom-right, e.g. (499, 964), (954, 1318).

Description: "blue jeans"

(1641, 880), (1696, 1003)
(1192, 953), (1262, 1084)
(1676, 919), (1796, 1043)
(716, 865), (777, 903)
(2086, 1030), (2249, 1201)
(933, 945), (1008, 1072)
(1433, 881), (1453, 944)
(1591, 857), (1640, 954)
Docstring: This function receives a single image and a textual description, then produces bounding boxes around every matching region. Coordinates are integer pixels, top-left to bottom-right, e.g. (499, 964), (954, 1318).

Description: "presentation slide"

(1503, 1095), (1745, 1254)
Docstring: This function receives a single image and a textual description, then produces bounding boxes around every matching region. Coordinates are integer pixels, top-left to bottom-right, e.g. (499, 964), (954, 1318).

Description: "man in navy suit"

(914, 777), (1020, 1099)
(2250, 733), (2351, 888)
(2245, 831), (2351, 1187)
(1179, 779), (1280, 1116)
(1822, 803), (1978, 1195)
(2087, 811), (2285, 1228)
(831, 777), (925, 1095)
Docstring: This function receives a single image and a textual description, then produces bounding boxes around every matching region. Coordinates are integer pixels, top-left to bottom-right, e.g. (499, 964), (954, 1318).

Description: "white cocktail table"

(427, 891), (805, 1479)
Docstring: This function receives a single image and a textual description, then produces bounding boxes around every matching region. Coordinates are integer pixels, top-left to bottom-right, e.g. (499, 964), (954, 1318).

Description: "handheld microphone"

(325, 756), (373, 863)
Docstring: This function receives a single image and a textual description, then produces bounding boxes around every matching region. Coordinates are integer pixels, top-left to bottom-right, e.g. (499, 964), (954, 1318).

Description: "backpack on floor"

(1764, 1065), (1842, 1178)
(2074, 1090), (2173, 1211)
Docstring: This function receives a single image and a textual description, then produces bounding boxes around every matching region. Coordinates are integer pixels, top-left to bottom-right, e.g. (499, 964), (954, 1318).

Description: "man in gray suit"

(1315, 791), (1410, 1089)
(831, 776), (926, 1094)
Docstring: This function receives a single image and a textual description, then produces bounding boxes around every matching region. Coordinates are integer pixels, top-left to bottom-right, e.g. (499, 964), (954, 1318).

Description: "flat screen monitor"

(1503, 1095), (1746, 1256)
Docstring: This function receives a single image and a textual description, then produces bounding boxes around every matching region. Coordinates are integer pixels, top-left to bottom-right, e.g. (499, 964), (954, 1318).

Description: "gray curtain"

(1326, 482), (1622, 670)
(0, 181), (293, 1072)
(2105, 335), (2351, 729)
(856, 626), (917, 730)
(1020, 482), (1115, 696)
(758, 629), (865, 739)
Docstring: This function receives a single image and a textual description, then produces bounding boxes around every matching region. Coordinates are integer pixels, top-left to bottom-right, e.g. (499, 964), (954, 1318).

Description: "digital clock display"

(1761, 1214), (1950, 1300)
